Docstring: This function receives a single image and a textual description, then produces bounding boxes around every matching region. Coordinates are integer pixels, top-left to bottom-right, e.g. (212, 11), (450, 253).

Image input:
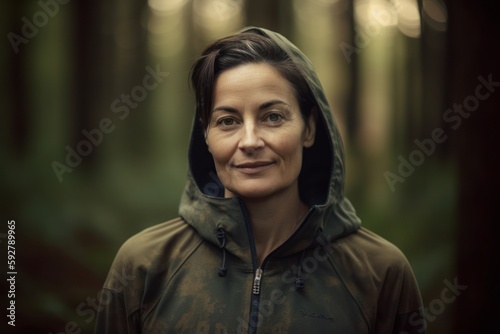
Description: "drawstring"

(295, 250), (306, 289)
(216, 228), (227, 277)
(216, 226), (322, 286)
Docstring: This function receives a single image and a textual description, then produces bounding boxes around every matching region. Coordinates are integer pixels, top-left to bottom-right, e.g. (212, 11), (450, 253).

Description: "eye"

(216, 117), (238, 127)
(265, 112), (284, 123)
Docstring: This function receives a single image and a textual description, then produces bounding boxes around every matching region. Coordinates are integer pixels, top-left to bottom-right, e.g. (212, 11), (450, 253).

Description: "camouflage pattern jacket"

(95, 27), (425, 334)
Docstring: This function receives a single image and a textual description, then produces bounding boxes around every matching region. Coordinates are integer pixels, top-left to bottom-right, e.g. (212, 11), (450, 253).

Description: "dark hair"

(190, 32), (316, 129)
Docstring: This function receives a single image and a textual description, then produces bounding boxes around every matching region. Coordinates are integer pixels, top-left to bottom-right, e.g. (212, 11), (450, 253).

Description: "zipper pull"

(252, 268), (263, 295)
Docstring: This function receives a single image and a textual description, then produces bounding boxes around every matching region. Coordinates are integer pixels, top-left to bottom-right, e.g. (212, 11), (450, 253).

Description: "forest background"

(1, 0), (499, 333)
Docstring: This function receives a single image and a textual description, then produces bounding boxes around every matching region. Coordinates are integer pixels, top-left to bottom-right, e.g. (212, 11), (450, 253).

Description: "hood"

(179, 26), (361, 265)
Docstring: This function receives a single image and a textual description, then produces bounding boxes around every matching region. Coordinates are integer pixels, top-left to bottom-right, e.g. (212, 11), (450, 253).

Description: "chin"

(229, 189), (276, 200)
(225, 180), (296, 200)
(225, 184), (277, 199)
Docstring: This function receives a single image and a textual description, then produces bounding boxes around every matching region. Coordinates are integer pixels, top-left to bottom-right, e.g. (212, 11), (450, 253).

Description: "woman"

(95, 27), (425, 334)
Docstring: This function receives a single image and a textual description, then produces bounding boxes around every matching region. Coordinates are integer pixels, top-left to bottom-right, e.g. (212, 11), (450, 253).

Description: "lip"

(234, 161), (274, 174)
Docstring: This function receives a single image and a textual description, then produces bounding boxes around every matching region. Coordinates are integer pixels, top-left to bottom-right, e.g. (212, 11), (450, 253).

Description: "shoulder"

(327, 227), (423, 323)
(335, 227), (410, 270)
(337, 229), (424, 329)
(120, 217), (200, 256)
(104, 218), (203, 291)
(327, 227), (421, 302)
(324, 226), (417, 293)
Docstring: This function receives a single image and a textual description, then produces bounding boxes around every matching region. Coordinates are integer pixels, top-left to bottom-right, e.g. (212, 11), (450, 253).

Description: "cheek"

(206, 135), (234, 166)
(272, 134), (305, 164)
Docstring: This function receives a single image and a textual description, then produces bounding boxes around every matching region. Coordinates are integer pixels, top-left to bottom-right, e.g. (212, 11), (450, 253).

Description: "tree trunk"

(447, 1), (500, 333)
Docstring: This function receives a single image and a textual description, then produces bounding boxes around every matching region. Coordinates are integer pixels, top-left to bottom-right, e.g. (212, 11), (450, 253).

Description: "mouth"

(234, 161), (275, 174)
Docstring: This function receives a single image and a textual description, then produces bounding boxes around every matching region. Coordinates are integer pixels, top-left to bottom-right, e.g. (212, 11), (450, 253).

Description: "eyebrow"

(212, 99), (289, 113)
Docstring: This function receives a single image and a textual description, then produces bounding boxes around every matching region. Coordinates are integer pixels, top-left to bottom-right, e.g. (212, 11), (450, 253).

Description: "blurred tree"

(447, 0), (500, 333)
(344, 0), (360, 144)
(6, 0), (30, 157)
(246, 0), (287, 34)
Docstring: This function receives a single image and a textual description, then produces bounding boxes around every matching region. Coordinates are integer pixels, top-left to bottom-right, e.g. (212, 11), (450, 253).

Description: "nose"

(238, 122), (264, 154)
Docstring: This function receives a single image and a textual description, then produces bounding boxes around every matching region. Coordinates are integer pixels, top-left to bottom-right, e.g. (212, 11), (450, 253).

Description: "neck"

(241, 186), (308, 266)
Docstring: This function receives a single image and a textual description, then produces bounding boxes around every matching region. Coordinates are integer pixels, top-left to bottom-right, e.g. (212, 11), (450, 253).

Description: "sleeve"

(94, 289), (141, 334)
(94, 239), (145, 334)
(375, 259), (426, 334)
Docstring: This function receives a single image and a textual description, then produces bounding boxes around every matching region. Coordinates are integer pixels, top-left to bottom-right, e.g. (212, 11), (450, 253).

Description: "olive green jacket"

(95, 27), (424, 334)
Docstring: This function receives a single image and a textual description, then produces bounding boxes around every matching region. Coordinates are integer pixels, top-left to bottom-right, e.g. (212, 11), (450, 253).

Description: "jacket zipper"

(252, 268), (263, 295)
(248, 266), (264, 334)
(239, 201), (262, 334)
(241, 200), (313, 334)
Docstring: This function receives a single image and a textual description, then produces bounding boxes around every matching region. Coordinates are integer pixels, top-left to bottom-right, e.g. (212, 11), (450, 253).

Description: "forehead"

(212, 63), (298, 109)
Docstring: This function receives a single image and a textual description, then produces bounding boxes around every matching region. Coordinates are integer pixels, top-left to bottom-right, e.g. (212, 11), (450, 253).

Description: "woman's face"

(205, 63), (315, 200)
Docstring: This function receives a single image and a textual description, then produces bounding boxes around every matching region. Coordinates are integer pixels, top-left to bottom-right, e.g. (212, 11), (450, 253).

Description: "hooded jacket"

(95, 27), (425, 334)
